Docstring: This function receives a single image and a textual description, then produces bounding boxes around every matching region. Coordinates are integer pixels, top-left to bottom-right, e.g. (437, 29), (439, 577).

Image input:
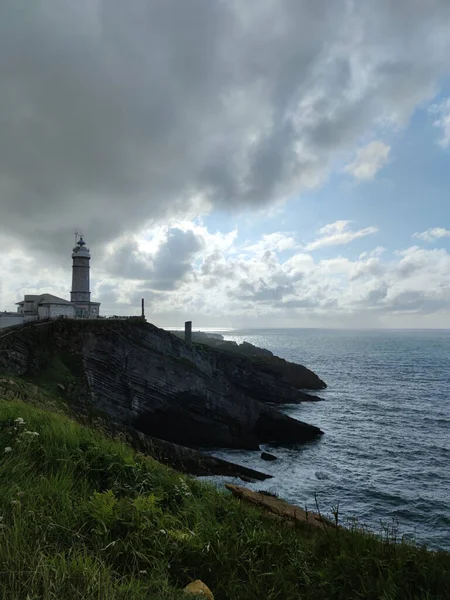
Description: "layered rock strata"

(0, 319), (324, 451)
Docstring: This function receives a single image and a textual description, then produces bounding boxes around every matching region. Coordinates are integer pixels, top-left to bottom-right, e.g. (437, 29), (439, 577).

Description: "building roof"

(16, 294), (72, 306)
(16, 295), (40, 305)
(37, 294), (72, 305)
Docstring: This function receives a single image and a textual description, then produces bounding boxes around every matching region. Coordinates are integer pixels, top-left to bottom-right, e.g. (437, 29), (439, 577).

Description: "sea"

(205, 328), (450, 552)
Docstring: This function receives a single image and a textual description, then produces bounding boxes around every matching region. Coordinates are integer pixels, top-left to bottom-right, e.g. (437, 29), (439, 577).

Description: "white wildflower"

(24, 431), (39, 436)
(159, 529), (167, 535)
(4, 447), (12, 453)
(11, 500), (19, 505)
(14, 418), (25, 425)
(139, 570), (148, 574)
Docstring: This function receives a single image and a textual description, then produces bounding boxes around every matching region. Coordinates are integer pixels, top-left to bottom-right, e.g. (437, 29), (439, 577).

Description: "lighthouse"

(70, 234), (101, 318)
(6, 234), (101, 327)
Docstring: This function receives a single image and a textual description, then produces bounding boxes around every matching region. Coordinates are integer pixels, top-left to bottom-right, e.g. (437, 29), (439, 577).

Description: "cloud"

(385, 289), (450, 313)
(243, 233), (300, 255)
(150, 228), (204, 290)
(305, 221), (378, 251)
(105, 227), (204, 290)
(3, 220), (450, 327)
(233, 277), (295, 303)
(393, 245), (450, 282)
(430, 98), (450, 147)
(413, 227), (450, 242)
(344, 141), (391, 181)
(0, 0), (450, 255)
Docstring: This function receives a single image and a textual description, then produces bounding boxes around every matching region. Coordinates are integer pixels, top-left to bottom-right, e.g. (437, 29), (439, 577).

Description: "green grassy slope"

(0, 390), (449, 599)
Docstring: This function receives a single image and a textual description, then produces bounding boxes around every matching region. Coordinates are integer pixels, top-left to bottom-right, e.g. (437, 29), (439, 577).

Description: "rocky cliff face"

(171, 331), (327, 395)
(0, 319), (324, 450)
(196, 351), (326, 404)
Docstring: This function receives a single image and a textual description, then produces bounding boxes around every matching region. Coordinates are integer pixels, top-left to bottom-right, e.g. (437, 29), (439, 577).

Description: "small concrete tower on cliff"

(70, 234), (100, 318)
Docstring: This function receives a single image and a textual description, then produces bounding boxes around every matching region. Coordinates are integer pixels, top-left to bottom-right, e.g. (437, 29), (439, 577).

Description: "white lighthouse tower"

(71, 234), (100, 318)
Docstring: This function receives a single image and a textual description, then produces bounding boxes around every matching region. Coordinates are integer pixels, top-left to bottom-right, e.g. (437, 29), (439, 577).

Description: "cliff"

(0, 374), (271, 482)
(171, 330), (327, 402)
(0, 319), (323, 452)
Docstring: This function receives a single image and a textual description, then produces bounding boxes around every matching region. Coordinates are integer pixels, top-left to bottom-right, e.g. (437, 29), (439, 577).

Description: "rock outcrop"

(225, 484), (334, 528)
(0, 374), (272, 481)
(190, 343), (326, 404)
(0, 319), (323, 451)
(261, 451), (278, 462)
(125, 427), (272, 481)
(171, 329), (326, 401)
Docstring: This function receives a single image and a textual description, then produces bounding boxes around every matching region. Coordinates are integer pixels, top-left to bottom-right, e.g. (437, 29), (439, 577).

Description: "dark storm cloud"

(150, 228), (204, 290)
(1, 0), (450, 254)
(95, 282), (120, 304)
(233, 278), (295, 303)
(106, 227), (204, 289)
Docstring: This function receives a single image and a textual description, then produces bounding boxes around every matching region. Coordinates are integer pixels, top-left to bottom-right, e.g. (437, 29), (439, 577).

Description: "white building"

(1, 235), (101, 329)
(16, 294), (76, 320)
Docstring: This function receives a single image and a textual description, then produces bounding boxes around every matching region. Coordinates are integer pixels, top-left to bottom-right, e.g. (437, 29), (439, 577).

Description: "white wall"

(24, 301), (37, 313)
(89, 305), (100, 318)
(37, 304), (75, 319)
(48, 304), (76, 318)
(23, 315), (38, 323)
(38, 305), (50, 319)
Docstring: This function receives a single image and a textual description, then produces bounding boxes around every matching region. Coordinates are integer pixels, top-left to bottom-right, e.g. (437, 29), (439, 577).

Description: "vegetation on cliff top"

(0, 381), (449, 599)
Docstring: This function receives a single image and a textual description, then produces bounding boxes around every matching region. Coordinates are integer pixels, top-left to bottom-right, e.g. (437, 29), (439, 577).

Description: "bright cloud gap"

(2, 221), (450, 329)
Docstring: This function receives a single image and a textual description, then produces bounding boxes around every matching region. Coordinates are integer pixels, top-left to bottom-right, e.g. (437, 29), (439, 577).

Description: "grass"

(0, 395), (449, 599)
(25, 353), (84, 395)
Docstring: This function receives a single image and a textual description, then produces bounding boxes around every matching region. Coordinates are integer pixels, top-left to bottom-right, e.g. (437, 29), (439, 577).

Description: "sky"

(1, 0), (450, 329)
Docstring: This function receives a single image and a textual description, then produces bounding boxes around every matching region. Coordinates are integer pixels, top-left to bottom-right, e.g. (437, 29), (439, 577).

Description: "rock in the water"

(261, 451), (278, 462)
(297, 390), (324, 402)
(239, 475), (258, 483)
(125, 426), (272, 480)
(184, 580), (214, 599)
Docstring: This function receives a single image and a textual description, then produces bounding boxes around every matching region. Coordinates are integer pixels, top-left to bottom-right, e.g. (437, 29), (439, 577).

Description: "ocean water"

(209, 328), (450, 551)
